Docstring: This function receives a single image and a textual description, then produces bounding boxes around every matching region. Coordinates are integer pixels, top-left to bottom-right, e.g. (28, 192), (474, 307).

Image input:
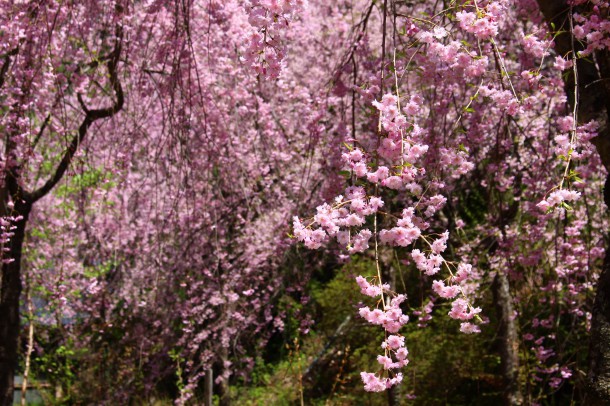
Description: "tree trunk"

(203, 368), (213, 406)
(589, 225), (610, 404)
(217, 348), (230, 406)
(0, 201), (31, 406)
(492, 272), (523, 406)
(20, 270), (34, 406)
(587, 174), (610, 404)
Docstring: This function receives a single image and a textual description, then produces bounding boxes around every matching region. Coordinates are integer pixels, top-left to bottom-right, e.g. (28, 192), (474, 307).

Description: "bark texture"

(0, 202), (31, 406)
(591, 233), (610, 404)
(492, 272), (523, 406)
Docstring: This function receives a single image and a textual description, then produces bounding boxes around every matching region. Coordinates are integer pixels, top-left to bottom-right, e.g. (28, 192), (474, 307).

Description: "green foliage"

(83, 259), (117, 279)
(33, 339), (84, 405)
(56, 167), (116, 198)
(232, 258), (503, 405)
(231, 346), (308, 405)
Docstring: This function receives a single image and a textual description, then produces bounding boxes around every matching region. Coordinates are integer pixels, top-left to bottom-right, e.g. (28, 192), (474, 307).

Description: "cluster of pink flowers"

(357, 277), (409, 392)
(411, 248), (442, 276)
(553, 118), (599, 160)
(449, 299), (482, 330)
(479, 85), (520, 117)
(521, 33), (552, 59)
(358, 292), (410, 334)
(455, 1), (505, 40)
(293, 93), (434, 255)
(294, 88), (482, 392)
(413, 241), (480, 332)
(292, 186), (381, 253)
(416, 28), (489, 78)
(242, 0), (306, 78)
(537, 189), (582, 212)
(553, 55), (573, 71)
(379, 208), (422, 247)
(573, 2), (610, 56)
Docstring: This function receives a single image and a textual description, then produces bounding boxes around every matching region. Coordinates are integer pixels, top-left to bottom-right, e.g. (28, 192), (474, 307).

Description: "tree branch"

(25, 27), (124, 204)
(0, 48), (18, 91)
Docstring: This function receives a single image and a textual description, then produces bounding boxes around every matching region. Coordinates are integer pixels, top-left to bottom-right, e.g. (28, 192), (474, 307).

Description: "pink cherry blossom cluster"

(573, 1), (610, 56)
(242, 0), (306, 78)
(293, 93), (433, 253)
(536, 118), (600, 213)
(449, 299), (482, 333)
(554, 119), (599, 161)
(292, 187), (380, 253)
(479, 85), (521, 117)
(379, 208), (423, 247)
(413, 21), (492, 80)
(455, 1), (505, 40)
(413, 239), (481, 332)
(356, 276), (409, 392)
(537, 189), (582, 212)
(521, 33), (552, 59)
(294, 87), (482, 391)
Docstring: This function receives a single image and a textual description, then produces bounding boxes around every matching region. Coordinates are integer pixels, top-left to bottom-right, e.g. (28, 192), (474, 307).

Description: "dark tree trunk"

(0, 201), (31, 406)
(589, 225), (610, 404)
(492, 272), (523, 406)
(536, 0), (610, 402)
(588, 171), (610, 404)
